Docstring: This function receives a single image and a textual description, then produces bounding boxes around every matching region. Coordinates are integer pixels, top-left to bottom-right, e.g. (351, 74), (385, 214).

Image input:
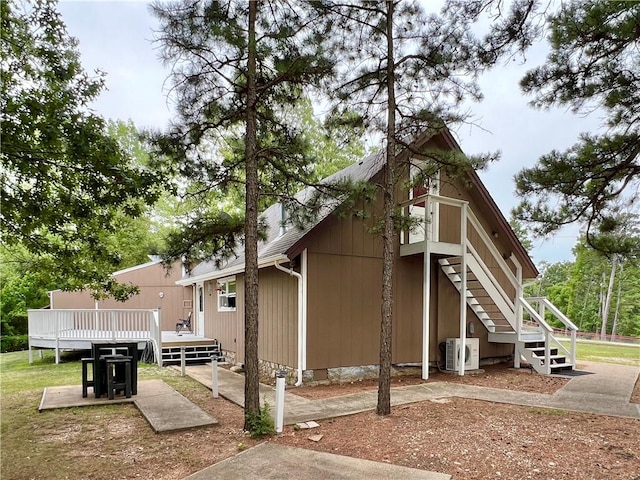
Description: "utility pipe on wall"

(274, 255), (305, 387)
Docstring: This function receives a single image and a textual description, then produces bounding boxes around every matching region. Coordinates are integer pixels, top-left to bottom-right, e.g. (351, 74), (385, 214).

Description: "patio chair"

(176, 312), (192, 335)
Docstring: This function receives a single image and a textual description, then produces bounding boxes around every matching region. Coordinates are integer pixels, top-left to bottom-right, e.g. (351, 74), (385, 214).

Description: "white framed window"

(217, 277), (237, 312)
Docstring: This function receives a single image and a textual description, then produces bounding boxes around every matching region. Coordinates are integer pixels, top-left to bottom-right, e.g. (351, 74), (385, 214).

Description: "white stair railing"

(400, 192), (578, 372)
(525, 297), (579, 366)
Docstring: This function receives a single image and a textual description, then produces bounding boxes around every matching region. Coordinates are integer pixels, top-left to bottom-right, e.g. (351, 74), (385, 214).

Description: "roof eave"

(175, 254), (290, 285)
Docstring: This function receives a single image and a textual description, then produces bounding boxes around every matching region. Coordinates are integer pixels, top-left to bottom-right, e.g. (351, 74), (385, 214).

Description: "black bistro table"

(91, 341), (138, 398)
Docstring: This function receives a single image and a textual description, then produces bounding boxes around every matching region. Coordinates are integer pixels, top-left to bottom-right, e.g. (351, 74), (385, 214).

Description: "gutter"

(274, 251), (306, 387)
(175, 254), (290, 286)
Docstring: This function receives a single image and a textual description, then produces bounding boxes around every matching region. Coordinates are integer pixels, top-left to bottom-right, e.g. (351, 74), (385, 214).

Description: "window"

(217, 277), (237, 311)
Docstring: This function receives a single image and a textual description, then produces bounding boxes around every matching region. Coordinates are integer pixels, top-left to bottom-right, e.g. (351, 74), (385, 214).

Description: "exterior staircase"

(439, 256), (577, 374)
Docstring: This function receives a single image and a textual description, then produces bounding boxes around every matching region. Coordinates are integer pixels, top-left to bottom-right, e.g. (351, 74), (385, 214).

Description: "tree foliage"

(0, 0), (166, 299)
(532, 238), (640, 338)
(515, 0), (640, 255)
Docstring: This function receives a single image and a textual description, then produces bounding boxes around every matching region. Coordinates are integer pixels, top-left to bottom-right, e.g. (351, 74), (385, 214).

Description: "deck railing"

(28, 309), (162, 365)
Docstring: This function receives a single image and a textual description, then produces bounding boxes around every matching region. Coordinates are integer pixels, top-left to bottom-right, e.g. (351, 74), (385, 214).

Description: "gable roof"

(178, 129), (537, 284)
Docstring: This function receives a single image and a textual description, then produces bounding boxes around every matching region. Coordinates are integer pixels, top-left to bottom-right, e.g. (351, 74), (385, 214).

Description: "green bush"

(245, 401), (276, 439)
(1, 335), (29, 353)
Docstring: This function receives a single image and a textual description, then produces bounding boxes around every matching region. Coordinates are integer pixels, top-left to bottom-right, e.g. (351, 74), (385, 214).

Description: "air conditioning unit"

(445, 338), (479, 371)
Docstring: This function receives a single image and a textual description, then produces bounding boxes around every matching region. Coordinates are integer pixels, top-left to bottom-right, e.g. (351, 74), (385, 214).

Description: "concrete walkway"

(185, 443), (451, 480)
(39, 379), (218, 433)
(185, 361), (640, 423)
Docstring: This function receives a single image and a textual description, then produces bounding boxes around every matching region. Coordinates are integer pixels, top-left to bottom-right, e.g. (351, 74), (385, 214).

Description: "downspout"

(274, 256), (305, 386)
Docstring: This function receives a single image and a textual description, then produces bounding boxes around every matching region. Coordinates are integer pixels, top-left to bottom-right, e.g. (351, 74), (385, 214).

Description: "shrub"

(245, 401), (276, 439)
(1, 335), (29, 353)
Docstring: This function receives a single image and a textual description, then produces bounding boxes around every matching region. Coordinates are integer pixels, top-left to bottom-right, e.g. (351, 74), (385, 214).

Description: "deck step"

(162, 344), (224, 366)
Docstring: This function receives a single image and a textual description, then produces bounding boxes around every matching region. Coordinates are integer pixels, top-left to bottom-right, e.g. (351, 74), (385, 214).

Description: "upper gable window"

(217, 277), (237, 312)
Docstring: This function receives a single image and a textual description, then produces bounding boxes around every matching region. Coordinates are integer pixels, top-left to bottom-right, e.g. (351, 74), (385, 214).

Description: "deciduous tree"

(0, 0), (165, 299)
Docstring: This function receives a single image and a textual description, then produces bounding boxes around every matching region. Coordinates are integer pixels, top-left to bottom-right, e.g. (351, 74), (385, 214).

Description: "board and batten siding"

(257, 266), (298, 368)
(50, 261), (192, 331)
(304, 182), (438, 370)
(204, 275), (244, 362)
(437, 268), (514, 359)
(204, 268), (297, 368)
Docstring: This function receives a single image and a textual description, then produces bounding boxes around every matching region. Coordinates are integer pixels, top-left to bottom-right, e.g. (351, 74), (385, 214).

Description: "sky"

(57, 0), (605, 266)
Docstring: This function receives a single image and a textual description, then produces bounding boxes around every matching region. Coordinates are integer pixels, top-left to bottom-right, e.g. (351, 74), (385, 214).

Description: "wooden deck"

(27, 309), (219, 366)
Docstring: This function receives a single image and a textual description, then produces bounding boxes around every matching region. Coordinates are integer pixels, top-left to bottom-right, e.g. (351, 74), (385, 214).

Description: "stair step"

(538, 355), (566, 363)
(550, 363), (574, 371)
(527, 347), (559, 355)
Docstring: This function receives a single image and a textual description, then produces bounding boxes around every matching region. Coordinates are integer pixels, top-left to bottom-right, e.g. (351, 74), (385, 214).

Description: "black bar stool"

(104, 356), (132, 400)
(81, 357), (95, 398)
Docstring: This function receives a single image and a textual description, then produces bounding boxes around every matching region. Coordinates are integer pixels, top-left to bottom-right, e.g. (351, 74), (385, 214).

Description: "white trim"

(216, 277), (237, 312)
(176, 254), (289, 286)
(111, 258), (162, 276)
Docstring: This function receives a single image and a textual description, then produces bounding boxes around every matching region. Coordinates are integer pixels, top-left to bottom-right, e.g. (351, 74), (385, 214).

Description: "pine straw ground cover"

(1, 352), (638, 480)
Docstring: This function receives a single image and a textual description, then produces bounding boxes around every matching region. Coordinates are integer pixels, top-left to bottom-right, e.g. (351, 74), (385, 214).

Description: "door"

(196, 282), (205, 336)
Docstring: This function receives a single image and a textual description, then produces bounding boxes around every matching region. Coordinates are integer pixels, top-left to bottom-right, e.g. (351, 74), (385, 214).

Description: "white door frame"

(196, 282), (205, 335)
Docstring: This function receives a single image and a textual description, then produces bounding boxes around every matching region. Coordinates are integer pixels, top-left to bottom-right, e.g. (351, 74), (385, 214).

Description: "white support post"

(275, 370), (286, 433)
(211, 359), (219, 398)
(422, 196), (432, 380)
(459, 205), (468, 376)
(180, 347), (186, 376)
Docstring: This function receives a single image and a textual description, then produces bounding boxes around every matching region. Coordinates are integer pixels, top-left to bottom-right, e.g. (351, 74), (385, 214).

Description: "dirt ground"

(274, 364), (640, 480)
(4, 363), (639, 480)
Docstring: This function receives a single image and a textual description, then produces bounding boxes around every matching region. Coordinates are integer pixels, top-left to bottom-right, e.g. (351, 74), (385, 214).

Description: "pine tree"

(515, 0), (640, 256)
(313, 0), (541, 415)
(150, 0), (339, 430)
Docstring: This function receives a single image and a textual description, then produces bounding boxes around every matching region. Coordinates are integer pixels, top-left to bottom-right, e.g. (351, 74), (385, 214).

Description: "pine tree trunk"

(243, 0), (261, 429)
(600, 254), (618, 341)
(377, 0), (395, 416)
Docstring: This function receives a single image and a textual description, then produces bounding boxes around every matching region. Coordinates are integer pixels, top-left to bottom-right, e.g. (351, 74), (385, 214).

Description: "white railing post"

(544, 330), (551, 375)
(211, 359), (219, 398)
(570, 328), (577, 366)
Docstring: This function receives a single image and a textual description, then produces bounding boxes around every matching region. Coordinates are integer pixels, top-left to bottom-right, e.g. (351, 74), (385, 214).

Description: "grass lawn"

(559, 339), (640, 366)
(0, 350), (256, 480)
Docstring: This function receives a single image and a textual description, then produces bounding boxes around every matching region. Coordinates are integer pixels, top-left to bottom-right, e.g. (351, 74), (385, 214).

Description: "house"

(49, 257), (193, 333)
(176, 129), (578, 384)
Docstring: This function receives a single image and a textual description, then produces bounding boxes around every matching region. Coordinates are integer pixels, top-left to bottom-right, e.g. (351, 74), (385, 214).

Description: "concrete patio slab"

(185, 443), (451, 480)
(39, 379), (218, 433)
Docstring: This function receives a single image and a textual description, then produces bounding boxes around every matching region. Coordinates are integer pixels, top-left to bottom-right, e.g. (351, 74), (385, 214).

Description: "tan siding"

(204, 277), (243, 358)
(50, 261), (192, 331)
(258, 267), (298, 367)
(307, 252), (382, 369)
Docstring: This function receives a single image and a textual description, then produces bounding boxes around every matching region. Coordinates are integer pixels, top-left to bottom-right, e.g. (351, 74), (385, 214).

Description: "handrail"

(526, 297), (579, 331)
(519, 297), (553, 333)
(400, 193), (519, 292)
(398, 192), (467, 209)
(467, 242), (515, 313)
(465, 207), (519, 291)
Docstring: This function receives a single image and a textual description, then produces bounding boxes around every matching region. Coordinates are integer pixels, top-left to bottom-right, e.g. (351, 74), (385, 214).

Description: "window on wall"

(217, 277), (237, 311)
